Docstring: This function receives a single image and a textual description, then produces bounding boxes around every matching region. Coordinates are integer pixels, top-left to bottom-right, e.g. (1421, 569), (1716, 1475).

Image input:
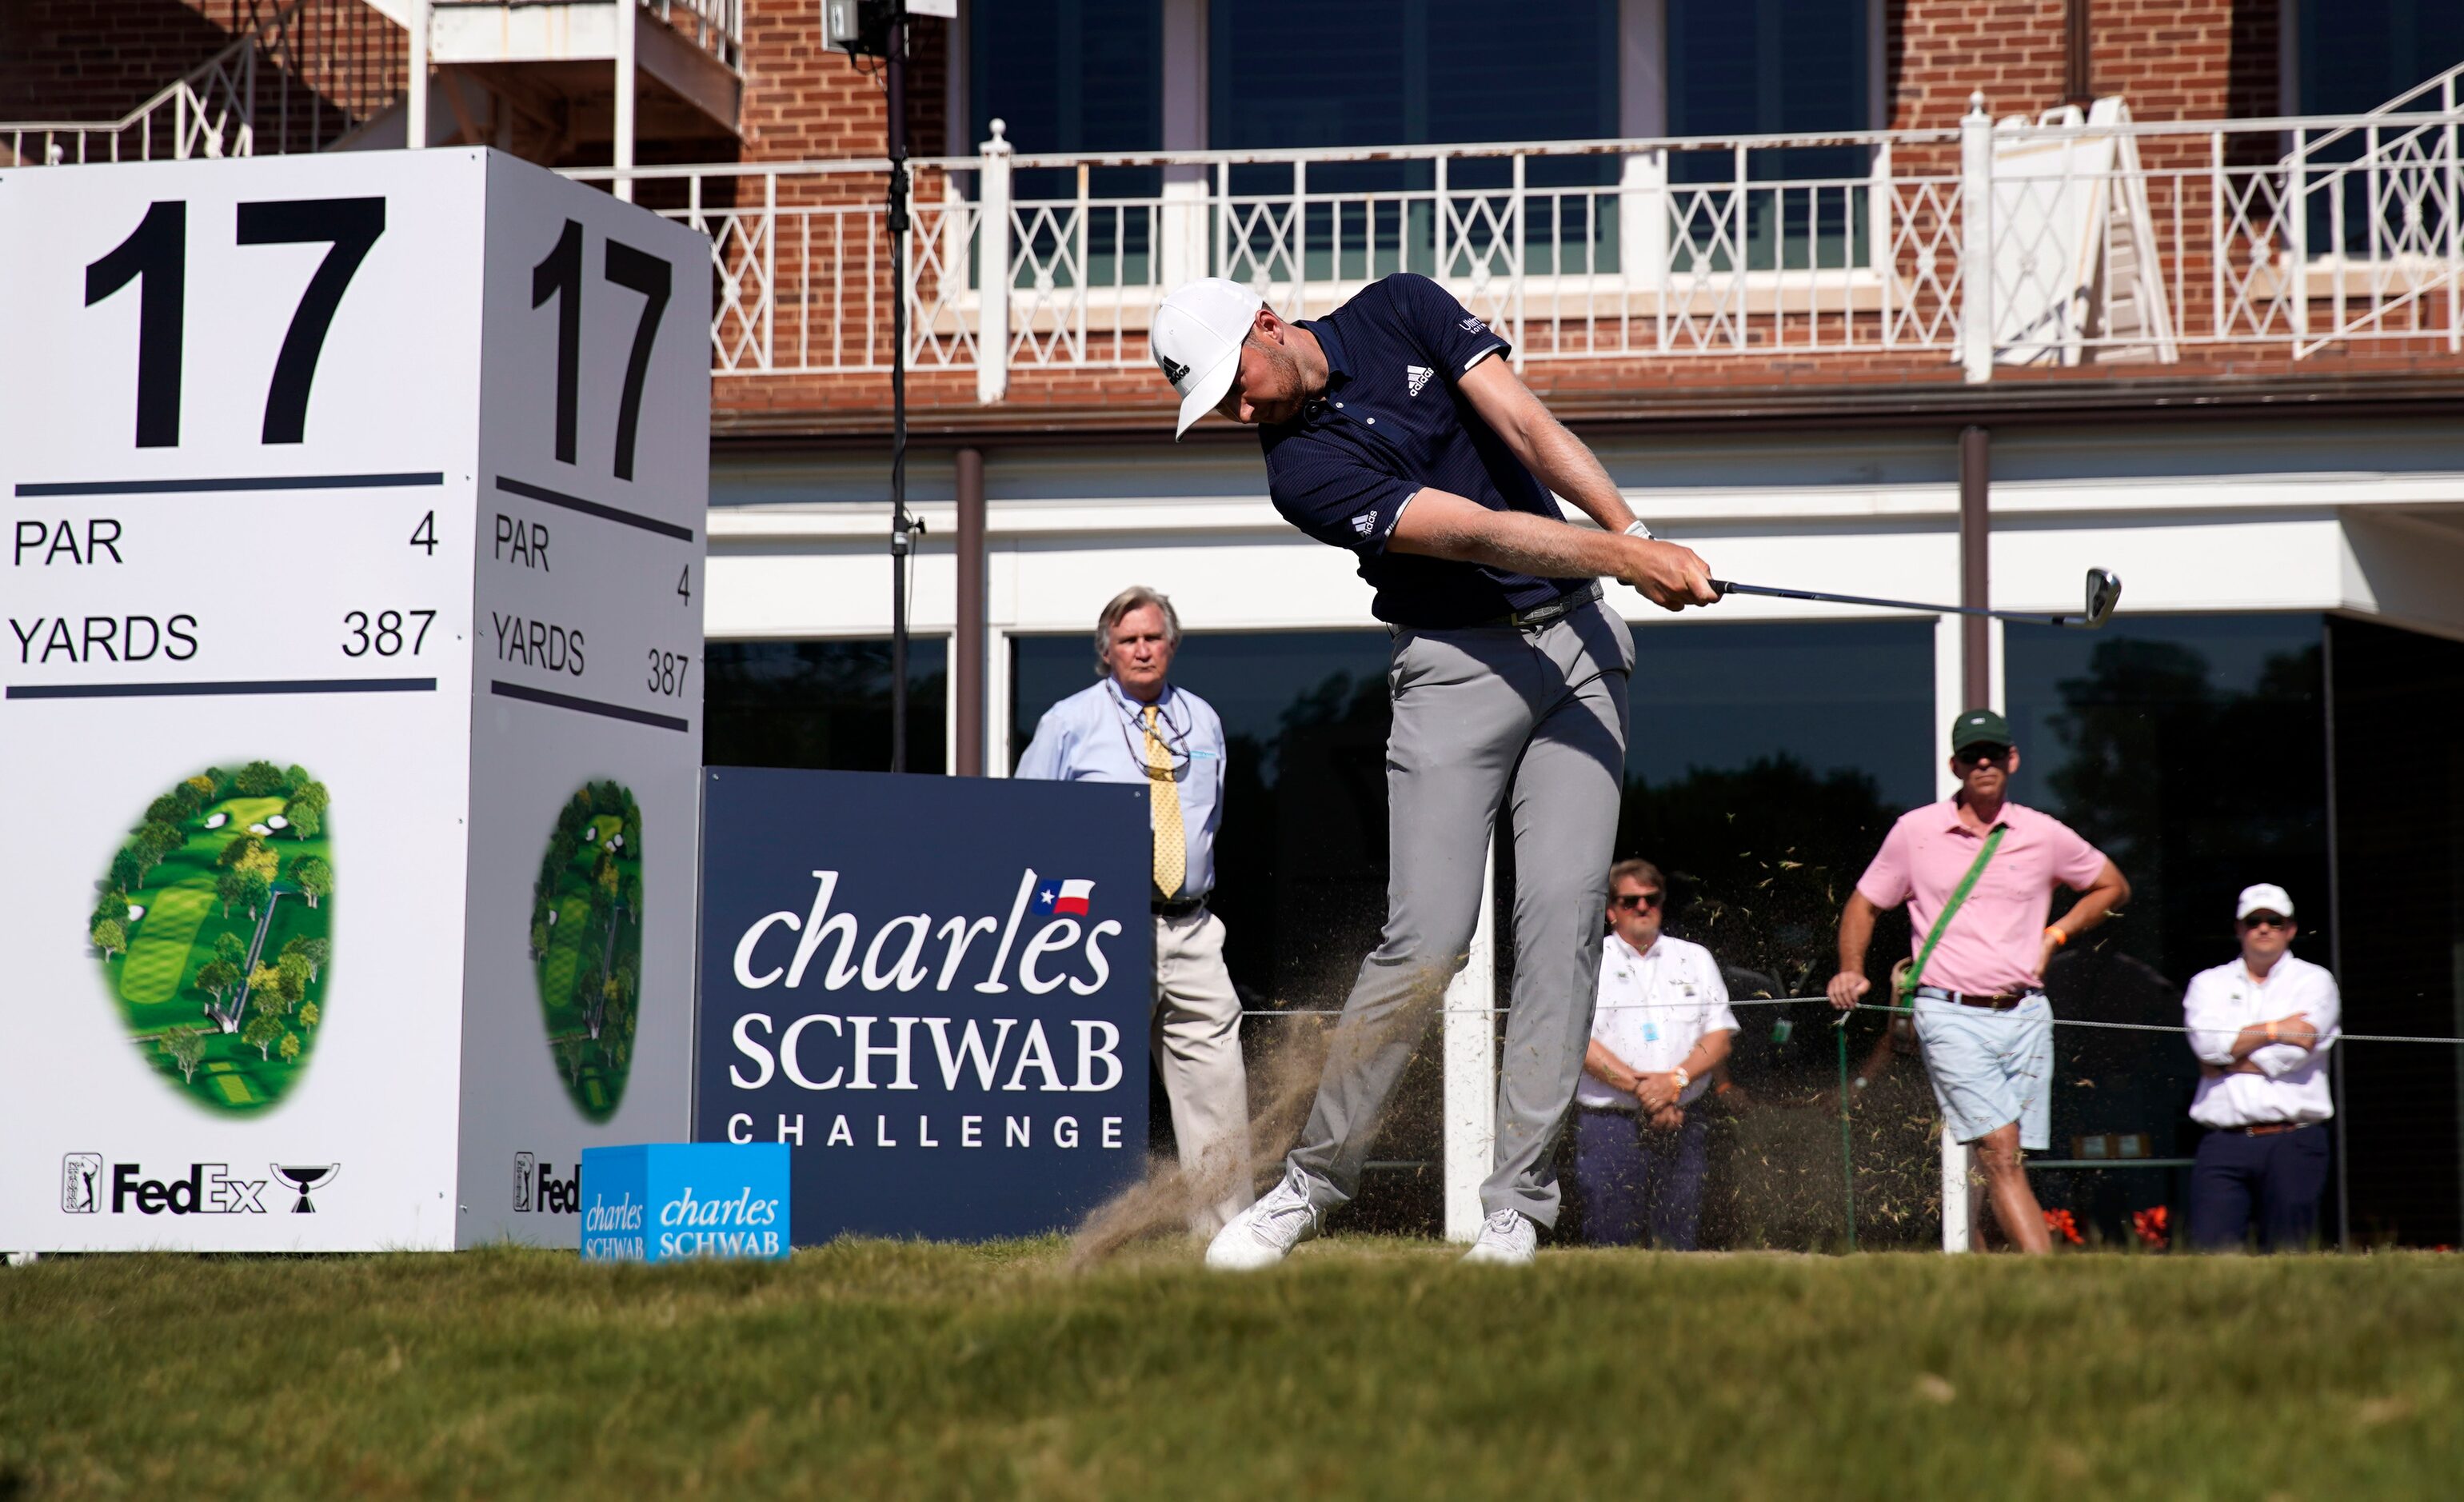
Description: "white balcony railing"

(569, 73), (2464, 392)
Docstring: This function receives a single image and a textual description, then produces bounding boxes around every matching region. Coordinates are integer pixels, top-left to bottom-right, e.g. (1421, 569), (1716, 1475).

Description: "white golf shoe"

(1204, 1164), (1322, 1271)
(1460, 1208), (1538, 1266)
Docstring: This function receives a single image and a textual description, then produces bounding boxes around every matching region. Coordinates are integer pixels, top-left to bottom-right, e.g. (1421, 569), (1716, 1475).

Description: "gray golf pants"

(1288, 597), (1631, 1228)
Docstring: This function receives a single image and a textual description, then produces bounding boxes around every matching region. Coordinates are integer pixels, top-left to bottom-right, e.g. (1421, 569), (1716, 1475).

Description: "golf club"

(1709, 566), (2123, 629)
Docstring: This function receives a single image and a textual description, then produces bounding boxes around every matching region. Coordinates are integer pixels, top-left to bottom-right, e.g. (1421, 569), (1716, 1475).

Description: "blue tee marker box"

(578, 1143), (792, 1262)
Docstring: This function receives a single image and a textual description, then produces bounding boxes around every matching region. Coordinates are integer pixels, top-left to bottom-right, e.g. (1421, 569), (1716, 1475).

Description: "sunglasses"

(1611, 891), (1663, 911)
(1954, 744), (2011, 767)
(2241, 913), (2294, 930)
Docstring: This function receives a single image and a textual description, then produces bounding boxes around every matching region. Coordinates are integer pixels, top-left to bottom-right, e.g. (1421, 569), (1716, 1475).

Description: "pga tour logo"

(512, 1152), (584, 1213)
(59, 1154), (339, 1214)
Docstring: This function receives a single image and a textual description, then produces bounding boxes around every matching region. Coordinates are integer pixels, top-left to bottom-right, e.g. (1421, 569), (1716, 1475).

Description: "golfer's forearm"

(1392, 490), (1627, 577)
(1521, 413), (1635, 534)
(1459, 359), (1638, 533)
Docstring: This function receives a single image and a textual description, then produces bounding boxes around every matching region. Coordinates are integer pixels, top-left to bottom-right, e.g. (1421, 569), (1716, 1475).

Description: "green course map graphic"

(531, 781), (641, 1121)
(93, 762), (334, 1113)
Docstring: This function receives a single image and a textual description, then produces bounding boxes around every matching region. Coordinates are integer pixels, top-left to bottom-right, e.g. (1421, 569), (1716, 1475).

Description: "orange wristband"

(2044, 926), (2067, 947)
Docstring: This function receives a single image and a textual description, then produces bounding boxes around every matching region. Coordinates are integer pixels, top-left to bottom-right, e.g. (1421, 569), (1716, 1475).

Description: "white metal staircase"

(4, 1), (405, 168)
(3, 0), (741, 174)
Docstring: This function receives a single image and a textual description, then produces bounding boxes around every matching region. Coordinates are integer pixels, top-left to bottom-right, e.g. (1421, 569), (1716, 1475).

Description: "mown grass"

(3, 1240), (2459, 1500)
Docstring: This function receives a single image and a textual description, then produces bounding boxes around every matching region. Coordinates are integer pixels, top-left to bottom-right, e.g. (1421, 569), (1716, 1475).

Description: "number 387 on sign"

(342, 609), (436, 658)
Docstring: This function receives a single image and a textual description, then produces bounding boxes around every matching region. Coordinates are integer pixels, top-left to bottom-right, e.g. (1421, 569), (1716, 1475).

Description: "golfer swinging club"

(1148, 274), (1719, 1268)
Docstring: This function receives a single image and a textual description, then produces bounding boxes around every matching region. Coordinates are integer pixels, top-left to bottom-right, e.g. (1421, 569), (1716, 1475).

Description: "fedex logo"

(83, 1160), (270, 1214)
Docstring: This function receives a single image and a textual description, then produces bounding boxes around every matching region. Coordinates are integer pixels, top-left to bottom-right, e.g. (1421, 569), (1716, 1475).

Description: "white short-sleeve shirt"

(2182, 953), (2340, 1128)
(1579, 933), (1738, 1110)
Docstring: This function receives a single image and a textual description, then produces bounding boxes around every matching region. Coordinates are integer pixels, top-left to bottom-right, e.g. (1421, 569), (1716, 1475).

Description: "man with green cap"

(1827, 709), (2131, 1252)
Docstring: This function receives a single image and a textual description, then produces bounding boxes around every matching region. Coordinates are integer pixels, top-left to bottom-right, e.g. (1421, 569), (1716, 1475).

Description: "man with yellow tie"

(1016, 585), (1252, 1234)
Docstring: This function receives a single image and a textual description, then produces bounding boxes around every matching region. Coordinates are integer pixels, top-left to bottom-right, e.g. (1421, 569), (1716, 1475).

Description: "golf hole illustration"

(531, 781), (642, 1121)
(93, 761), (334, 1113)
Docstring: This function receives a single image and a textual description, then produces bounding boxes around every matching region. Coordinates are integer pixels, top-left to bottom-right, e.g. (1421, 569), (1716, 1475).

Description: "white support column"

(613, 0), (637, 202)
(1160, 0), (1210, 290)
(1617, 0), (1668, 296)
(1959, 92), (1994, 383)
(406, 0), (430, 150)
(985, 622), (1013, 777)
(1442, 839), (1498, 1242)
(1619, 153), (1669, 296)
(975, 121), (1013, 406)
(1940, 1128), (1975, 1252)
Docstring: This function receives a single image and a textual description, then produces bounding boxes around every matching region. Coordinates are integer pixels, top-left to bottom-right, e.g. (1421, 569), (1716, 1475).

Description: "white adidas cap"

(1152, 278), (1265, 438)
(2235, 883), (2295, 921)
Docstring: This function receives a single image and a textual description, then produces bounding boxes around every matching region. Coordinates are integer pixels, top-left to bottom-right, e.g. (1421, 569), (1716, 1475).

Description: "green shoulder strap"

(1895, 823), (2007, 1008)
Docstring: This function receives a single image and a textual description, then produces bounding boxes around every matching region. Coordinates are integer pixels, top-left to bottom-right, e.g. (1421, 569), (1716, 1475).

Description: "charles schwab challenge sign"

(695, 768), (1151, 1241)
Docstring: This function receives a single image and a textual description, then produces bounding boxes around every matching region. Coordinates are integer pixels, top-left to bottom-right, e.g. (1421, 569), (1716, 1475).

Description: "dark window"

(969, 0), (1162, 171)
(2006, 613), (2329, 982)
(1209, 0), (1623, 280)
(1604, 619), (1931, 1248)
(2006, 613), (2330, 1244)
(1666, 0), (1872, 271)
(2326, 615), (2464, 1248)
(704, 638), (948, 774)
(2298, 0), (2464, 115)
(968, 0), (1164, 285)
(2295, 2), (2464, 254)
(1210, 0), (1619, 152)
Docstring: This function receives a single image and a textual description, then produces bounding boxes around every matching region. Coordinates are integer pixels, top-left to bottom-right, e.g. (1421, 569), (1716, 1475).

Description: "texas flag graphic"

(1033, 878), (1096, 917)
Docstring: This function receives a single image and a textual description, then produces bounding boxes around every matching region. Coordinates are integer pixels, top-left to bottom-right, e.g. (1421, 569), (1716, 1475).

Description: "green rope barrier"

(1837, 1018), (1858, 1253)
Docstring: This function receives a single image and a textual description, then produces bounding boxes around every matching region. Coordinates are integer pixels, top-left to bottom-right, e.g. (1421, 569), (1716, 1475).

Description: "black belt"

(2231, 1121), (2316, 1137)
(1152, 893), (1208, 918)
(1480, 581), (1601, 631)
(1914, 985), (2043, 1012)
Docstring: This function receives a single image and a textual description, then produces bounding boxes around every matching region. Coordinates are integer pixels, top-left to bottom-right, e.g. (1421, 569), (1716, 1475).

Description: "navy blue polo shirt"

(1260, 273), (1591, 629)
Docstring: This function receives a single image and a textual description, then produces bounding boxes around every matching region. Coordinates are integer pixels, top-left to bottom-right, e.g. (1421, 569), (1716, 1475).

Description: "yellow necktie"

(1144, 703), (1186, 898)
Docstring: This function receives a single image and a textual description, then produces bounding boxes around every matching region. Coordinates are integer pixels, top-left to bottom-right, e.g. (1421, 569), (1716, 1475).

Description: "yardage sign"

(0, 149), (709, 1252)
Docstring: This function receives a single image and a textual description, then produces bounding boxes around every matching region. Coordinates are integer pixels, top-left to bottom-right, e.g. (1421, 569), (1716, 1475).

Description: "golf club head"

(2082, 568), (2122, 628)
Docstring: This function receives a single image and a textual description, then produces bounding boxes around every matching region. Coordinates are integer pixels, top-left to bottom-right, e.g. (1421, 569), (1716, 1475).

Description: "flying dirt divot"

(1069, 977), (1455, 1269)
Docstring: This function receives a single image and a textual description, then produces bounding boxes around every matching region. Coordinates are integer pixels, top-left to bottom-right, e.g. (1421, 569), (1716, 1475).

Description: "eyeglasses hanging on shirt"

(1107, 683), (1195, 780)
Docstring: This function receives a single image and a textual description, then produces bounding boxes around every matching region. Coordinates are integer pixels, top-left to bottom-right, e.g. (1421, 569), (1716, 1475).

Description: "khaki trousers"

(1153, 907), (1254, 1234)
(1288, 600), (1631, 1228)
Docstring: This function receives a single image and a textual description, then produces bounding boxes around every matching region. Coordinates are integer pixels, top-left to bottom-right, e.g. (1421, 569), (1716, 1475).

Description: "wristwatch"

(1671, 1065), (1691, 1093)
(1623, 520), (1655, 541)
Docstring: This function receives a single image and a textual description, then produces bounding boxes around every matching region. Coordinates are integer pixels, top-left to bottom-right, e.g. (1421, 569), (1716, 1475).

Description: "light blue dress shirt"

(1015, 677), (1226, 900)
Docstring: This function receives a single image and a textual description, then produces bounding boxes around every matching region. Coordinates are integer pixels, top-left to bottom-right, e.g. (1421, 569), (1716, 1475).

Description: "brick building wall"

(1, 0), (238, 123)
(1889, 0), (2278, 129)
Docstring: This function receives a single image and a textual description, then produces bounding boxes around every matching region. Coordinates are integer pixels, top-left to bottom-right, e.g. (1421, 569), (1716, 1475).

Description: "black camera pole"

(885, 0), (912, 773)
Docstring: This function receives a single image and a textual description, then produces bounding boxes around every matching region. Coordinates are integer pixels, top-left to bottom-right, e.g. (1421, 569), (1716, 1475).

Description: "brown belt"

(2235, 1121), (2312, 1137)
(1915, 985), (2035, 1012)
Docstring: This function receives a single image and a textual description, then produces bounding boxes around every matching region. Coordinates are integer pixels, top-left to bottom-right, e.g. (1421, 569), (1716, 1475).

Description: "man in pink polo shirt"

(1827, 708), (2131, 1253)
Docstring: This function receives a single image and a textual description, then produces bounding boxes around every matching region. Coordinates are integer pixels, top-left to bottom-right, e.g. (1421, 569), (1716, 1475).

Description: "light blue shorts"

(1912, 993), (2053, 1151)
